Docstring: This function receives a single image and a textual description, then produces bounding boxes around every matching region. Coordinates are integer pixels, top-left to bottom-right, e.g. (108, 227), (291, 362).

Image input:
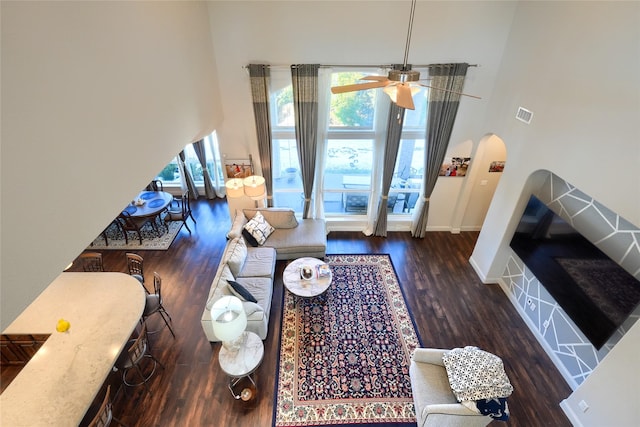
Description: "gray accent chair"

(409, 348), (492, 427)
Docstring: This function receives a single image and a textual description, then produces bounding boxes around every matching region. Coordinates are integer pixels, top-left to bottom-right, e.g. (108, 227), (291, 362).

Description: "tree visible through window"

(269, 68), (427, 217)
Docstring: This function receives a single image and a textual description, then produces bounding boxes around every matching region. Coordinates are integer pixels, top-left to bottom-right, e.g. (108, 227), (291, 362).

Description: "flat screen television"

(509, 194), (640, 349)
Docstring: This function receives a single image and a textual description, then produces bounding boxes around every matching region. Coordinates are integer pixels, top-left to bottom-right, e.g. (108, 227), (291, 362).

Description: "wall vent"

(516, 107), (533, 124)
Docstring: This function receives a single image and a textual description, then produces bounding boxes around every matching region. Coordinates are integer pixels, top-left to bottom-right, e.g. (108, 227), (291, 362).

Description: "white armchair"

(409, 348), (492, 427)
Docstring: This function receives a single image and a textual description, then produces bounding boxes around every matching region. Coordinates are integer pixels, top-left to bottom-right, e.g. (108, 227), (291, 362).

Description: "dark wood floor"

(2, 198), (573, 426)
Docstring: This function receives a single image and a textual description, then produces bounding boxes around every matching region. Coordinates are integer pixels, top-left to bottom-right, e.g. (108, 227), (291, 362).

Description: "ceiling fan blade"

(331, 80), (389, 94)
(396, 84), (415, 110)
(417, 83), (481, 100)
(359, 75), (389, 82)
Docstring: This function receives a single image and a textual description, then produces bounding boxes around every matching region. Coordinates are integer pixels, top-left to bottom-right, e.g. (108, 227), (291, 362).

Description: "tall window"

(155, 131), (225, 190)
(268, 67), (427, 218)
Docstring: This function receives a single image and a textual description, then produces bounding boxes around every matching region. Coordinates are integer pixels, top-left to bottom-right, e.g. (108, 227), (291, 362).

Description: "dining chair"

(86, 385), (127, 427)
(79, 252), (104, 272)
(146, 179), (164, 192)
(125, 253), (147, 291)
(116, 211), (149, 245)
(142, 272), (176, 338)
(114, 323), (164, 396)
(164, 190), (196, 234)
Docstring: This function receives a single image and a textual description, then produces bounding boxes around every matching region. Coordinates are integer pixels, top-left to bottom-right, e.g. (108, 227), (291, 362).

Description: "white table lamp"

(210, 295), (247, 352)
(225, 178), (245, 199)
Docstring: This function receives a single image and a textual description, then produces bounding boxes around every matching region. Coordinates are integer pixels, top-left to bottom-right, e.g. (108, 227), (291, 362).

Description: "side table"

(218, 331), (264, 400)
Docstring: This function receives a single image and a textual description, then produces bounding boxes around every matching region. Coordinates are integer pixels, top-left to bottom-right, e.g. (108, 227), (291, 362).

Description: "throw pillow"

(226, 210), (247, 240)
(223, 237), (247, 277)
(243, 208), (298, 229)
(242, 211), (275, 246)
(227, 280), (258, 303)
(242, 228), (260, 247)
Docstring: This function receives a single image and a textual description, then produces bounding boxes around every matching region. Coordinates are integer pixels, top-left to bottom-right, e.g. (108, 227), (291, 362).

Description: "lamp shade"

(383, 84), (420, 103)
(243, 175), (266, 200)
(210, 296), (247, 342)
(225, 178), (245, 198)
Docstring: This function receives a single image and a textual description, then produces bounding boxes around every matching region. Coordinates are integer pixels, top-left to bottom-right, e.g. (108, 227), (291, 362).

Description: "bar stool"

(86, 385), (127, 427)
(79, 252), (104, 272)
(125, 253), (147, 292)
(114, 324), (163, 396)
(142, 272), (176, 338)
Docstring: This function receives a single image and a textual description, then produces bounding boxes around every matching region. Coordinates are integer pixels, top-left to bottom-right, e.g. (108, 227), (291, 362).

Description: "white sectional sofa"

(201, 208), (327, 342)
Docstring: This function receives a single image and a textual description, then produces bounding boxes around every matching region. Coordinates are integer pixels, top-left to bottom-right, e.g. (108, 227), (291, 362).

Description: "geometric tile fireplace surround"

(501, 171), (640, 388)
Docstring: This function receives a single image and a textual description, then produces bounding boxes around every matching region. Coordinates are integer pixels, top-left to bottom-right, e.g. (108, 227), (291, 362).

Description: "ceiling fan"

(330, 0), (480, 110)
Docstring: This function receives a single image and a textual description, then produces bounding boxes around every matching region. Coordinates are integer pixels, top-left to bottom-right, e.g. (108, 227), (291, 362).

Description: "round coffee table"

(283, 257), (332, 304)
(218, 331), (264, 400)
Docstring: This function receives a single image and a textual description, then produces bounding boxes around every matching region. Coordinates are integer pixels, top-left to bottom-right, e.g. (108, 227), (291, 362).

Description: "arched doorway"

(450, 133), (507, 232)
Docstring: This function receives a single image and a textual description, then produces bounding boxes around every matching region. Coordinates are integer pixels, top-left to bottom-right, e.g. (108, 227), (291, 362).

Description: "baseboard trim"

(560, 399), (583, 427)
(468, 255), (500, 284)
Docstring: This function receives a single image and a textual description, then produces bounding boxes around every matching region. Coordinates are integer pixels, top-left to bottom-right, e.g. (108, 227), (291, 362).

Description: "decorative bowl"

(300, 265), (314, 280)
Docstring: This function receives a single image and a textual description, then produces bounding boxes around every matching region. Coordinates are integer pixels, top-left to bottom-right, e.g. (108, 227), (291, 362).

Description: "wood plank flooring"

(2, 198), (573, 426)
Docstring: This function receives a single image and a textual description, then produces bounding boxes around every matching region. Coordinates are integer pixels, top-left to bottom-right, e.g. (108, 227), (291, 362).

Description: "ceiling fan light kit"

(388, 69), (420, 83)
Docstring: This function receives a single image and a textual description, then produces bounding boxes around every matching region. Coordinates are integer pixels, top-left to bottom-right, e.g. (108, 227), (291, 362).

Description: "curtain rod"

(244, 63), (478, 70)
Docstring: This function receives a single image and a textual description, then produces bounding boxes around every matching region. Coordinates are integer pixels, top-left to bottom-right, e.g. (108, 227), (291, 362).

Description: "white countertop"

(0, 272), (145, 426)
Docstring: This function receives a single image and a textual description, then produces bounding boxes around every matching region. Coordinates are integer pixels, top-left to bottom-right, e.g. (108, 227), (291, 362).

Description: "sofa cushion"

(243, 211), (275, 246)
(223, 237), (247, 277)
(235, 277), (272, 320)
(244, 208), (298, 229)
(227, 209), (248, 239)
(228, 280), (258, 303)
(205, 264), (235, 310)
(264, 219), (326, 256)
(236, 247), (276, 278)
(242, 301), (263, 317)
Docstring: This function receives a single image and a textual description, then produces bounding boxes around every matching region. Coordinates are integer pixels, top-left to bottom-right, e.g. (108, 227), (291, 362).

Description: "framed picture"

(439, 157), (471, 177)
(225, 159), (253, 179)
(489, 161), (505, 173)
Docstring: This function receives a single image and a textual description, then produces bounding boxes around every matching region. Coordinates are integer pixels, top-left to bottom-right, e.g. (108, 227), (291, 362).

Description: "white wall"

(561, 320), (640, 427)
(471, 1), (640, 282)
(1, 1), (223, 328)
(207, 0), (518, 229)
(469, 2), (640, 424)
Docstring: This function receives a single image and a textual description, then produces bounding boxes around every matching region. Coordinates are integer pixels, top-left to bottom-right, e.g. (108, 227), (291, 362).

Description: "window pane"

(329, 72), (377, 128)
(273, 192), (303, 214)
(393, 139), (424, 181)
(403, 87), (428, 128)
(324, 139), (373, 189)
(273, 85), (294, 127)
(205, 132), (225, 182)
(272, 138), (302, 192)
(156, 159), (180, 184)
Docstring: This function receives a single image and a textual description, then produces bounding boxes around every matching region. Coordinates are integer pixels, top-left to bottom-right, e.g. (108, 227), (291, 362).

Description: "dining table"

(124, 190), (173, 219)
(122, 190), (174, 235)
(0, 272), (145, 426)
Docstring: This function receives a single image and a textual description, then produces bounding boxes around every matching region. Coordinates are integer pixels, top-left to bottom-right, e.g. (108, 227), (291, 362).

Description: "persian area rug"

(87, 220), (183, 251)
(274, 254), (421, 427)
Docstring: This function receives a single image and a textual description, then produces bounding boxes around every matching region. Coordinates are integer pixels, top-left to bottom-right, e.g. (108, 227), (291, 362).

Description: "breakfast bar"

(0, 272), (145, 426)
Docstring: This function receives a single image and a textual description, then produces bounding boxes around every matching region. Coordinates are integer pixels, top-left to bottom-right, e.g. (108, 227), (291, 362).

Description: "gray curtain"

(248, 64), (274, 207)
(192, 139), (216, 199)
(291, 64), (319, 218)
(373, 66), (408, 236)
(412, 63), (469, 237)
(178, 150), (199, 199)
